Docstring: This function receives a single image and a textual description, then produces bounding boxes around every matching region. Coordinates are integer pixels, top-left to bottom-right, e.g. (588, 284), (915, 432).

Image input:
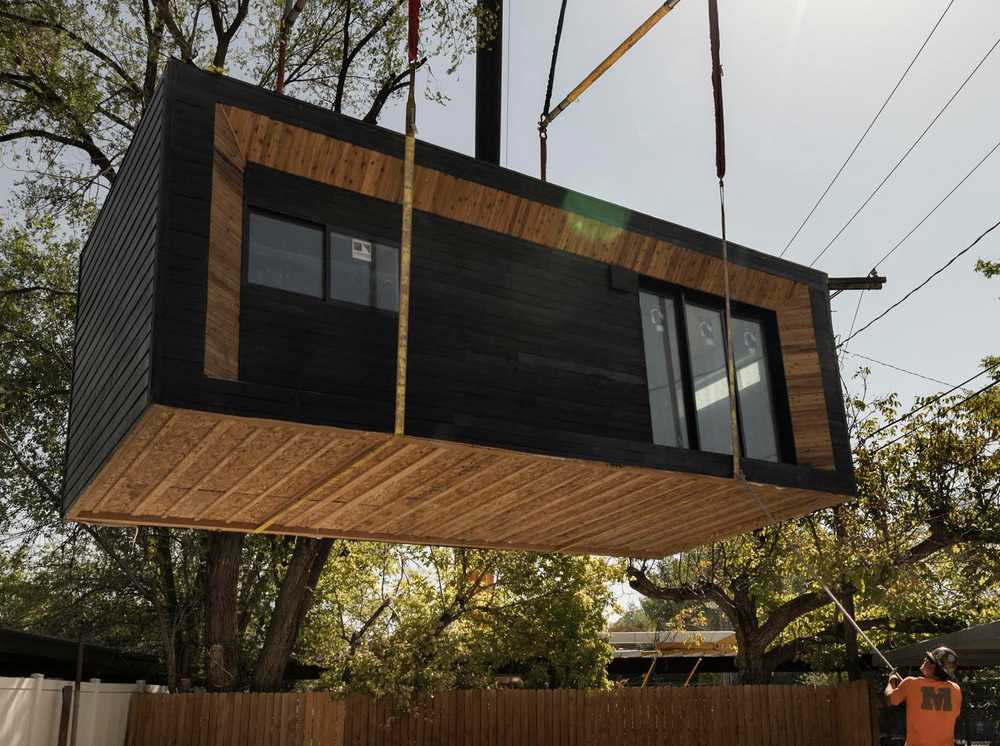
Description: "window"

(684, 301), (733, 455)
(639, 291), (688, 448)
(733, 317), (780, 461)
(245, 208), (399, 312)
(247, 210), (323, 298)
(329, 232), (400, 311)
(639, 287), (787, 463)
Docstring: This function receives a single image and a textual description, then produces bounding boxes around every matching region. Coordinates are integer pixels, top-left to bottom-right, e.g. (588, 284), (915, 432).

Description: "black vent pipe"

(475, 0), (503, 165)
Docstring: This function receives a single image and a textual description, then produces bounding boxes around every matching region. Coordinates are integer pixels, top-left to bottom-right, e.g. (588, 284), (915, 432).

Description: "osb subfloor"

(68, 405), (847, 558)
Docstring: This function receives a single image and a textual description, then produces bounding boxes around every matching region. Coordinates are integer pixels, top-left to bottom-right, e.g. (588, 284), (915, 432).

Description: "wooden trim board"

(67, 404), (846, 558)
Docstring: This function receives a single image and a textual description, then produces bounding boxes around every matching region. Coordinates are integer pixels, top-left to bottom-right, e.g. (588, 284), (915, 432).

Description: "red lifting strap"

(408, 0), (421, 63)
(708, 0), (725, 181)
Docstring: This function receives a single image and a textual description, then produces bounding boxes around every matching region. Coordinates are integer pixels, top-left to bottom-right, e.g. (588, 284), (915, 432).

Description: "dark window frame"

(242, 204), (400, 315)
(638, 276), (797, 464)
(243, 206), (326, 299)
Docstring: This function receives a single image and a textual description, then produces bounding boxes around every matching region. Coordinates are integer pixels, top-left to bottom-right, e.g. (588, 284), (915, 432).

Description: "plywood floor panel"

(69, 405), (851, 558)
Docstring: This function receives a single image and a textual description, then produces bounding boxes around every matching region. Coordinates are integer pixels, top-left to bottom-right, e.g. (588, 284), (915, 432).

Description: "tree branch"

(0, 10), (143, 99)
(362, 57), (427, 125)
(155, 0), (195, 63)
(757, 590), (830, 647)
(209, 0), (251, 68)
(333, 0), (352, 113)
(1, 285), (74, 298)
(0, 76), (118, 183)
(626, 564), (737, 620)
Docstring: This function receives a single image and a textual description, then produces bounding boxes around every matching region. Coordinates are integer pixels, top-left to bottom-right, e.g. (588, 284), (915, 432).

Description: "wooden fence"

(126, 681), (876, 746)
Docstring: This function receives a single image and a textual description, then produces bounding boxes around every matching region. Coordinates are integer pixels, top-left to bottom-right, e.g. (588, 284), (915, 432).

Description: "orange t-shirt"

(888, 676), (962, 746)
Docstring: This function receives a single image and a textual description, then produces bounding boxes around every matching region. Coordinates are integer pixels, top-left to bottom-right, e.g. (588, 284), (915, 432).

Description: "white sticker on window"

(352, 239), (373, 263)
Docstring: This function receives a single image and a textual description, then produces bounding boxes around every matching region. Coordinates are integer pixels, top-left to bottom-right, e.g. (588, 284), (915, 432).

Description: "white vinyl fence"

(0, 675), (165, 746)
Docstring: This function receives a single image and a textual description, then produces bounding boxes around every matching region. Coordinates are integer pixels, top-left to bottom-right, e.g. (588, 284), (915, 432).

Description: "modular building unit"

(62, 61), (855, 558)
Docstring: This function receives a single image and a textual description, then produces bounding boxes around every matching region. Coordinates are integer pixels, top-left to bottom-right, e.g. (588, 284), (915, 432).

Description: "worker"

(885, 646), (961, 746)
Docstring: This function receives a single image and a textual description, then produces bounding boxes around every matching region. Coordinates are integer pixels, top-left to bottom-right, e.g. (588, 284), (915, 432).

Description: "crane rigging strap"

(706, 0), (898, 676)
(539, 0), (569, 182)
(539, 0), (682, 181)
(395, 0), (420, 436)
(709, 0), (740, 478)
(254, 1), (420, 533)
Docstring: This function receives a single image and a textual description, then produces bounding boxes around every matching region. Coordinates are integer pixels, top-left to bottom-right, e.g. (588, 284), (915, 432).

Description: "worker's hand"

(888, 674), (901, 688)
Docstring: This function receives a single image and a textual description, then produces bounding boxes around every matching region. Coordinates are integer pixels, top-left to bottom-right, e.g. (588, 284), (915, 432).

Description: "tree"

(1, 0), (494, 691)
(300, 544), (617, 699)
(1, 0), (490, 208)
(627, 376), (1000, 683)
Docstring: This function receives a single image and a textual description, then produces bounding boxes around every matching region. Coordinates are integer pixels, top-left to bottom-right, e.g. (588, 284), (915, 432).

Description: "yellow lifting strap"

(395, 66), (417, 437)
(539, 0), (683, 181)
(251, 7), (420, 535)
(540, 0), (684, 130)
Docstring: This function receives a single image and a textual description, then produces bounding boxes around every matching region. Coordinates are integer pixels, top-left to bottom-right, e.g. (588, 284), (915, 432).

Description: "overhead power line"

(838, 216), (1000, 347)
(839, 289), (866, 352)
(867, 375), (1000, 455)
(778, 0), (957, 259)
(808, 30), (1000, 268)
(862, 361), (999, 443)
(871, 136), (1000, 270)
(843, 351), (954, 387)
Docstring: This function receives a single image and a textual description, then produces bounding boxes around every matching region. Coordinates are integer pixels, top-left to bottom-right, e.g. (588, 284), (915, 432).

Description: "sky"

(3, 0), (998, 617)
(374, 0), (1000, 617)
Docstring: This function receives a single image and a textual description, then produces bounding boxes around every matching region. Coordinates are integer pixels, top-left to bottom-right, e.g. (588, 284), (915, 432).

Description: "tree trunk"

(734, 633), (771, 684)
(251, 537), (334, 691)
(205, 532), (243, 690)
(833, 509), (861, 681)
(150, 529), (180, 691)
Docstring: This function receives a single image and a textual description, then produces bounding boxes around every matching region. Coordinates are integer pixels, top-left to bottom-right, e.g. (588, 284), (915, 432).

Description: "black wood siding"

(239, 285), (398, 430)
(237, 166), (656, 462)
(405, 212), (655, 461)
(62, 82), (166, 512)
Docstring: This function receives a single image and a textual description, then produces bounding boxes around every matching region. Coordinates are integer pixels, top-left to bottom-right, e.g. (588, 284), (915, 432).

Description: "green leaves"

(0, 218), (77, 531)
(301, 544), (616, 699)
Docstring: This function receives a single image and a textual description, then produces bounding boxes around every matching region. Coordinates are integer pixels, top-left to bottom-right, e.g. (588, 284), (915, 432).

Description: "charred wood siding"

(62, 82), (166, 512)
(405, 213), (654, 462)
(236, 166), (398, 431)
(238, 286), (398, 431)
(238, 166), (654, 462)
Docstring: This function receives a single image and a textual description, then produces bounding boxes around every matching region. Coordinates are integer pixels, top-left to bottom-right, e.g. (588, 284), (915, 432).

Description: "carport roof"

(876, 621), (1000, 669)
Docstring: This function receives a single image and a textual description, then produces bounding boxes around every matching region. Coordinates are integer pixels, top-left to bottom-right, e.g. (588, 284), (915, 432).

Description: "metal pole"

(820, 584), (899, 675)
(69, 635), (84, 746)
(640, 654), (658, 688)
(682, 657), (703, 687)
(541, 0), (683, 127)
(57, 686), (73, 746)
(475, 0), (503, 164)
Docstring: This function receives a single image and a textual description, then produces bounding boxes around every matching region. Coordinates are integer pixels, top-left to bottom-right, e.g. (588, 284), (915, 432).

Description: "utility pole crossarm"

(828, 273), (886, 298)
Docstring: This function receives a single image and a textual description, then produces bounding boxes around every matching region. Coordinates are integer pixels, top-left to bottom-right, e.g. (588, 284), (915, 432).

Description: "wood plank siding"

(63, 80), (166, 513)
(62, 62), (855, 556)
